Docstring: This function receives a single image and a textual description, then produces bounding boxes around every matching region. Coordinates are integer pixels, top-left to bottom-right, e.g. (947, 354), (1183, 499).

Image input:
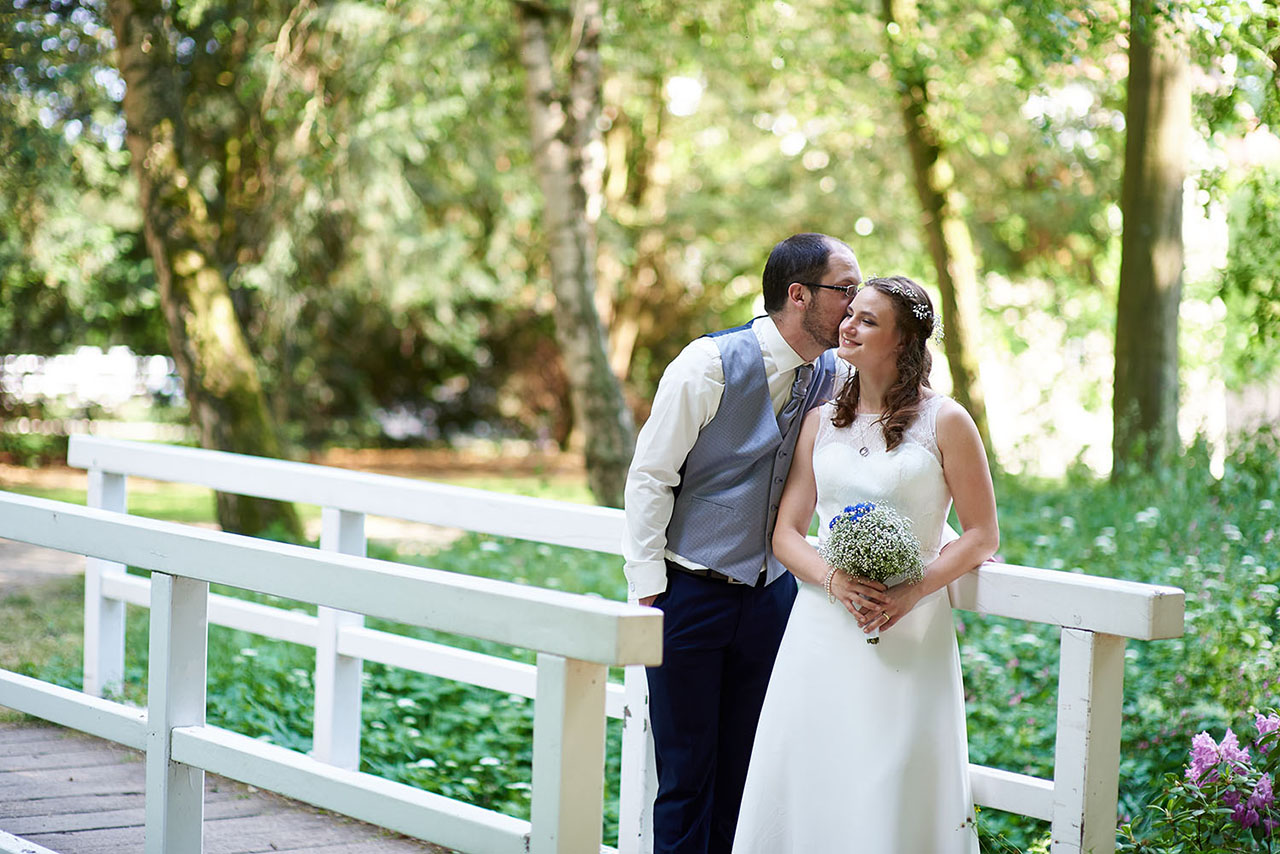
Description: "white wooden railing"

(5, 435), (1185, 854)
(0, 488), (661, 854)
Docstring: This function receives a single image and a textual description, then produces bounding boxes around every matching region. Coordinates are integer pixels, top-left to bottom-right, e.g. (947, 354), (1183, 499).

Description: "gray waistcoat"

(665, 321), (835, 585)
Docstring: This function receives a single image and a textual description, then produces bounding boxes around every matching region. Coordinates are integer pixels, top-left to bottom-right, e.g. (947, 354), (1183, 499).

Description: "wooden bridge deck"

(0, 721), (450, 854)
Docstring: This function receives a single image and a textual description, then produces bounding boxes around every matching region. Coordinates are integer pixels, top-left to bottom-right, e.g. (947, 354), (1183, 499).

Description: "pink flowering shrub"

(1120, 712), (1280, 853)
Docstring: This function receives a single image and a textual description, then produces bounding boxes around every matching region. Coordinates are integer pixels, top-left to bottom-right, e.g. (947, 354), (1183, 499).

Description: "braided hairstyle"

(831, 275), (937, 451)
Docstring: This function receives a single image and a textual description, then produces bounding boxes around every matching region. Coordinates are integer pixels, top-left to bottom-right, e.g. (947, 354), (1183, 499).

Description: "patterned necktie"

(777, 364), (814, 435)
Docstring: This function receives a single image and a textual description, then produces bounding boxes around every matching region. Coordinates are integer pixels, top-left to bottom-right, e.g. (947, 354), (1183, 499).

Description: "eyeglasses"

(797, 282), (858, 298)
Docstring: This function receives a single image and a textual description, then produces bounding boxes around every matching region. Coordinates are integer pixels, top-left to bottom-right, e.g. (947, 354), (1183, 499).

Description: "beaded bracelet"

(823, 567), (838, 603)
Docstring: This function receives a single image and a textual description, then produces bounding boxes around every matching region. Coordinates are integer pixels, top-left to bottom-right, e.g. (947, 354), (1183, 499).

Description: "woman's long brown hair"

(830, 276), (937, 451)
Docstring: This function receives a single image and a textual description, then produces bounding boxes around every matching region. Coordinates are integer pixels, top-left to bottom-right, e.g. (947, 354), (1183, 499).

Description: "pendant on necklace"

(859, 446), (870, 457)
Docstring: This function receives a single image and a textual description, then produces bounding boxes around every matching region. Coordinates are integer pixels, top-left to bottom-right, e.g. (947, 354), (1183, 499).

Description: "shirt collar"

(757, 314), (809, 373)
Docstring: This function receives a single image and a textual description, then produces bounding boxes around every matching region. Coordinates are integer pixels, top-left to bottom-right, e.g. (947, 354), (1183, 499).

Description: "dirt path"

(0, 539), (85, 596)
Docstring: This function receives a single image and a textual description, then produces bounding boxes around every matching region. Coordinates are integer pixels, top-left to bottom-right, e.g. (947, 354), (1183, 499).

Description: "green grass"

(0, 574), (86, 723)
(8, 481), (222, 524)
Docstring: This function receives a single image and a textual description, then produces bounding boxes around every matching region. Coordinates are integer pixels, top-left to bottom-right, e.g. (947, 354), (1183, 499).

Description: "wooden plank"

(0, 765), (146, 798)
(1050, 630), (1126, 854)
(102, 573), (321, 647)
(0, 493), (662, 668)
(948, 564), (1184, 640)
(616, 666), (654, 854)
(16, 825), (144, 854)
(83, 469), (127, 699)
(172, 724), (529, 854)
(144, 574), (208, 854)
(313, 508), (367, 772)
(0, 794), (144, 820)
(204, 810), (403, 853)
(268, 841), (445, 854)
(0, 723), (100, 746)
(0, 750), (137, 773)
(0, 670), (147, 750)
(0, 788), (243, 820)
(0, 724), (448, 853)
(69, 435), (626, 555)
(0, 730), (119, 756)
(0, 829), (61, 854)
(2, 796), (273, 835)
(970, 763), (1055, 821)
(529, 655), (608, 854)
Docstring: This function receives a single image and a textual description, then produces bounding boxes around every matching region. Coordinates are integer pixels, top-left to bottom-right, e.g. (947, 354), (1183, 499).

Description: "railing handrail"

(68, 435), (624, 554)
(0, 491), (636, 853)
(0, 491), (660, 668)
(67, 436), (1184, 640)
(55, 436), (1188, 854)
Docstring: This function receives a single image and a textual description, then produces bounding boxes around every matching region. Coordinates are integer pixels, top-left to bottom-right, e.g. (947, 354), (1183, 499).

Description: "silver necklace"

(854, 412), (879, 457)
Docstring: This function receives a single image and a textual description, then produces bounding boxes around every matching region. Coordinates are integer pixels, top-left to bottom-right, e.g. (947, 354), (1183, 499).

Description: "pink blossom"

(1249, 774), (1274, 812)
(1220, 729), (1252, 769)
(1257, 713), (1280, 754)
(1188, 732), (1220, 784)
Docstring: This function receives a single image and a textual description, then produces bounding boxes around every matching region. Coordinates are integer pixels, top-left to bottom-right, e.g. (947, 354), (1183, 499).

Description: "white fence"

(0, 489), (661, 854)
(1, 435), (1185, 854)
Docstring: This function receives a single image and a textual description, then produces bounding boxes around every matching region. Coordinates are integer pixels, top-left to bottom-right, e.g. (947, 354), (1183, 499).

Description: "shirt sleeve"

(621, 339), (723, 600)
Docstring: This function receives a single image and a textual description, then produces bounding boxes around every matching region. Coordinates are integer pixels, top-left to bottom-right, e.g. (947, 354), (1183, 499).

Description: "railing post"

(84, 469), (127, 697)
(145, 573), (208, 854)
(313, 507), (366, 770)
(530, 653), (608, 854)
(617, 664), (656, 854)
(1050, 628), (1126, 854)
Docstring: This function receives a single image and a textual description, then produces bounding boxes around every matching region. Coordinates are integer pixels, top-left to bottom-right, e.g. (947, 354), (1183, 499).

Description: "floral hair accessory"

(882, 279), (938, 338)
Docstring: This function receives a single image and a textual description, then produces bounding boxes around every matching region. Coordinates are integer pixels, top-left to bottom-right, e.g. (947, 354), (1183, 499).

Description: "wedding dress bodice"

(813, 394), (952, 562)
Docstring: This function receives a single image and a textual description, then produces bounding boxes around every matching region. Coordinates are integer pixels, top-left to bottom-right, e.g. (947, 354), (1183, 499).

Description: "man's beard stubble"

(801, 305), (840, 351)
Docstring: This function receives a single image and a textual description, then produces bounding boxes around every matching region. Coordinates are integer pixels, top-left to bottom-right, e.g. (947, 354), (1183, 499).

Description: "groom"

(622, 233), (861, 853)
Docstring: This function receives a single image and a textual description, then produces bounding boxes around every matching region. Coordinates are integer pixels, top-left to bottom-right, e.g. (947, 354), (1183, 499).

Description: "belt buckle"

(725, 573), (746, 585)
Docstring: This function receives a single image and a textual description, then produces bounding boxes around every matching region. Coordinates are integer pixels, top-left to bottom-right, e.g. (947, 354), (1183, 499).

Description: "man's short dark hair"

(761, 233), (848, 313)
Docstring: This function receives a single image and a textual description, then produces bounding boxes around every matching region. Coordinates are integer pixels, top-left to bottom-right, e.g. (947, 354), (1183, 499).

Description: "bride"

(732, 276), (998, 853)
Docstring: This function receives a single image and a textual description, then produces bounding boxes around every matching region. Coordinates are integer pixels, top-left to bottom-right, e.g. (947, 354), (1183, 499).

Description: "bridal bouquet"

(820, 502), (924, 644)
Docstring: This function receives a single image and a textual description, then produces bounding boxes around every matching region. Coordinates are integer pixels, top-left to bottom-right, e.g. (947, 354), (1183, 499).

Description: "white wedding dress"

(733, 395), (978, 854)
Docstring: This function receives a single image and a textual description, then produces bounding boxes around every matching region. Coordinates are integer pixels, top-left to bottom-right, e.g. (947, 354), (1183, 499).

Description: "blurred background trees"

(2, 0), (1278, 513)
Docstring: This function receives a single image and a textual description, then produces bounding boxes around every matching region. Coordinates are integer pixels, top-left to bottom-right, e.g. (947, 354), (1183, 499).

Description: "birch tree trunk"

(880, 0), (993, 456)
(107, 0), (303, 537)
(1112, 0), (1190, 477)
(516, 0), (635, 508)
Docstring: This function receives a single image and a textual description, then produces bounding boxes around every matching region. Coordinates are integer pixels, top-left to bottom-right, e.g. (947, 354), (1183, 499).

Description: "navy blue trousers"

(645, 568), (798, 854)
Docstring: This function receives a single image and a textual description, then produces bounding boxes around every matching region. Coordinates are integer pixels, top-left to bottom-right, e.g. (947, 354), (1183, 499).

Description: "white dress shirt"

(621, 316), (815, 600)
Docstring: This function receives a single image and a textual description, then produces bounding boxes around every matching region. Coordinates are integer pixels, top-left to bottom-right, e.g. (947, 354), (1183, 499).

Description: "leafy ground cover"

(2, 429), (1276, 851)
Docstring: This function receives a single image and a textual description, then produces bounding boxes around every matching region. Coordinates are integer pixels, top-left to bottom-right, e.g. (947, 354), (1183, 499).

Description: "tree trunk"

(601, 75), (672, 382)
(515, 0), (636, 508)
(1112, 0), (1190, 477)
(880, 0), (994, 458)
(107, 0), (303, 538)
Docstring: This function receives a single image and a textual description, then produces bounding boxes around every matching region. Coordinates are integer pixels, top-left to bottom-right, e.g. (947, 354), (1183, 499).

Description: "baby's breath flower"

(821, 503), (923, 586)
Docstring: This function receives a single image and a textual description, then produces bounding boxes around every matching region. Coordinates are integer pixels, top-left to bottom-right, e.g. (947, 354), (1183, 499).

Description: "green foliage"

(966, 427), (1280, 849)
(0, 430), (66, 467)
(1221, 168), (1280, 387)
(0, 1), (165, 355)
(1118, 714), (1280, 853)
